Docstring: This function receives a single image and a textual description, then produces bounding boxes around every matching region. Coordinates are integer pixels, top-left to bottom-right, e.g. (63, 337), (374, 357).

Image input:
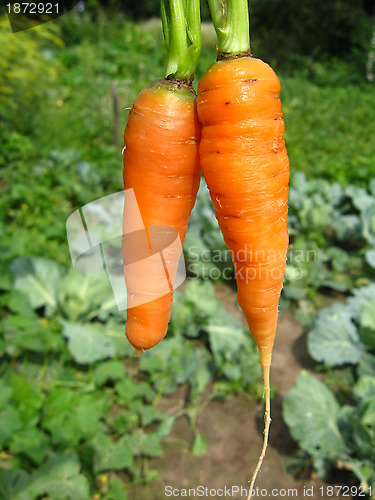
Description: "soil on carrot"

(128, 285), (352, 500)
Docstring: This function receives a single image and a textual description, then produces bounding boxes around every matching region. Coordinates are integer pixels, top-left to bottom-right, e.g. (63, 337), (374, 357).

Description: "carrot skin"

(122, 80), (201, 351)
(197, 57), (289, 367)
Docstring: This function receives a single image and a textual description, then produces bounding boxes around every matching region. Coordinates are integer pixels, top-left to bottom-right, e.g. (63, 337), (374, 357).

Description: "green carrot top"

(161, 0), (201, 81)
(208, 0), (250, 56)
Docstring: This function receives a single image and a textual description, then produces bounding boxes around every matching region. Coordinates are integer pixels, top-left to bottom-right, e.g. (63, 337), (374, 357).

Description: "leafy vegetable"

(60, 320), (116, 364)
(92, 434), (134, 473)
(10, 257), (62, 317)
(10, 428), (50, 465)
(27, 452), (90, 500)
(283, 371), (345, 457)
(307, 303), (364, 366)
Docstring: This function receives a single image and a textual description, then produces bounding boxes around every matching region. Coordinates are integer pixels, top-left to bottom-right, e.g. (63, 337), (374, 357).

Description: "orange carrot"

(123, 81), (201, 350)
(122, 0), (201, 352)
(197, 1), (289, 497)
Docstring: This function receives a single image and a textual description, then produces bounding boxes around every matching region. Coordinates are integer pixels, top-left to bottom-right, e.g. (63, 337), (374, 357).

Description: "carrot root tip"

(247, 365), (271, 500)
(134, 348), (145, 358)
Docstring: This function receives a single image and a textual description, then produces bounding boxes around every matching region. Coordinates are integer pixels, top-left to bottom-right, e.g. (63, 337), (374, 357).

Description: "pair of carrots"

(122, 0), (289, 496)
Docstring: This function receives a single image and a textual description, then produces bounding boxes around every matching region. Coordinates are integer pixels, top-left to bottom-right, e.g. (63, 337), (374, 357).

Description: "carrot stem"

(207, 0), (250, 55)
(161, 0), (201, 81)
(248, 365), (271, 500)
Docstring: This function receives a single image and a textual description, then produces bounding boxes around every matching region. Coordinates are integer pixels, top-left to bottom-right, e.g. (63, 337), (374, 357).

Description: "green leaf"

(0, 469), (32, 500)
(339, 400), (375, 460)
(17, 359), (76, 387)
(0, 379), (12, 409)
(283, 371), (345, 457)
(337, 405), (357, 448)
(365, 249), (375, 269)
(123, 429), (163, 457)
(359, 306), (375, 331)
(115, 378), (155, 406)
(139, 355), (163, 374)
(358, 353), (375, 377)
(135, 404), (165, 427)
(10, 257), (62, 317)
(140, 336), (203, 394)
(10, 428), (50, 464)
(156, 415), (176, 437)
(10, 372), (44, 426)
(361, 204), (375, 245)
(103, 478), (127, 500)
(3, 315), (63, 355)
(0, 406), (23, 445)
(92, 433), (134, 473)
(58, 269), (114, 322)
(348, 284), (375, 330)
(0, 274), (12, 292)
(6, 290), (36, 318)
(170, 291), (198, 338)
(42, 389), (108, 446)
(358, 327), (375, 349)
(307, 304), (364, 366)
(293, 299), (316, 328)
(333, 214), (361, 241)
(94, 360), (125, 386)
(207, 319), (257, 383)
(110, 411), (139, 434)
(324, 247), (353, 273)
(105, 319), (134, 358)
(191, 432), (208, 456)
(346, 186), (374, 212)
(139, 335), (216, 395)
(61, 320), (116, 364)
(321, 278), (349, 293)
(184, 280), (218, 316)
(173, 340), (200, 385)
(208, 323), (244, 359)
(362, 396), (375, 428)
(353, 376), (375, 401)
(340, 458), (375, 492)
(29, 452), (90, 500)
(190, 349), (214, 402)
(74, 392), (110, 440)
(283, 285), (306, 300)
(42, 388), (77, 446)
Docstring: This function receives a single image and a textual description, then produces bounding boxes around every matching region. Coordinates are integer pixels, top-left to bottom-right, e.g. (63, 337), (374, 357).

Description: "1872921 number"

(6, 3), (59, 14)
(320, 485), (370, 497)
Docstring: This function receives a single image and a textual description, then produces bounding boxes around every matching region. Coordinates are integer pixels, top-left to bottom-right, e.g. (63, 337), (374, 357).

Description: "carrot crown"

(161, 0), (201, 81)
(207, 0), (250, 55)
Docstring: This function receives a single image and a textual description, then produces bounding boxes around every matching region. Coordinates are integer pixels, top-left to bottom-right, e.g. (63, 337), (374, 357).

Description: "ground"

(128, 286), (351, 499)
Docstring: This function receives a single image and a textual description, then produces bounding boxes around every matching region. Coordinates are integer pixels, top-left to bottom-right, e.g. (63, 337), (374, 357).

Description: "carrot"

(197, 1), (289, 497)
(122, 0), (201, 352)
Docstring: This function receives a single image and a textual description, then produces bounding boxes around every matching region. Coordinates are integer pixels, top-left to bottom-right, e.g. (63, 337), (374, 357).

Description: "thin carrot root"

(134, 348), (145, 358)
(248, 365), (271, 500)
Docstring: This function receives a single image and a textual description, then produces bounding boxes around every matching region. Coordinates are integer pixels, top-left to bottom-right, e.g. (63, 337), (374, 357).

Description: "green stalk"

(161, 0), (201, 81)
(207, 0), (250, 55)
